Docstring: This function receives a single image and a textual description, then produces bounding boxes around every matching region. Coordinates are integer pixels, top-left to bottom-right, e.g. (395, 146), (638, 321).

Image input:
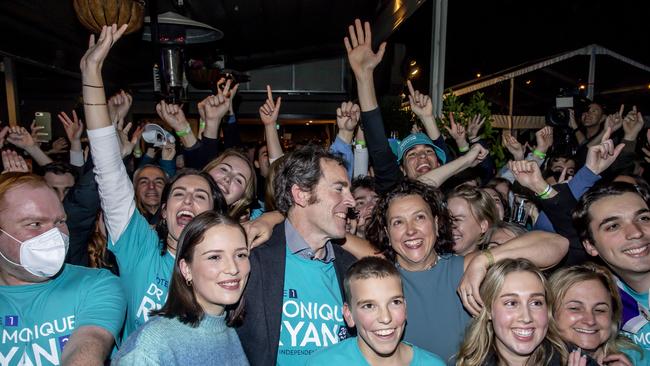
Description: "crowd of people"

(1, 18), (650, 366)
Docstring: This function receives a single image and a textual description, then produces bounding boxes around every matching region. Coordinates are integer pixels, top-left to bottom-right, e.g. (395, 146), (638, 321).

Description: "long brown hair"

(153, 211), (247, 327)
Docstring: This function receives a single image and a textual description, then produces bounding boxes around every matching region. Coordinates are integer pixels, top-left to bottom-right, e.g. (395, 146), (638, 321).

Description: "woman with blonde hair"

(456, 258), (566, 366)
(203, 149), (256, 221)
(549, 263), (645, 365)
(446, 185), (500, 256)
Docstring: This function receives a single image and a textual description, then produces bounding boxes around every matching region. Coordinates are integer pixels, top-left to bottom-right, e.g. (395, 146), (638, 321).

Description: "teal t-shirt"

(276, 247), (348, 365)
(306, 337), (445, 365)
(0, 265), (126, 365)
(617, 280), (650, 350)
(109, 211), (175, 342)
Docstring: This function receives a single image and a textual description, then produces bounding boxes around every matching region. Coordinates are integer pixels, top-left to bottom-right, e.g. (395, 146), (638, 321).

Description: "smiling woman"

(549, 264), (646, 365)
(456, 259), (566, 366)
(113, 211), (250, 365)
(203, 149), (256, 220)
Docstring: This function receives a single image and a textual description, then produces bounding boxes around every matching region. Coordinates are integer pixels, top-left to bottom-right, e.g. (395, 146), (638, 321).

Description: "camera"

(545, 89), (589, 128)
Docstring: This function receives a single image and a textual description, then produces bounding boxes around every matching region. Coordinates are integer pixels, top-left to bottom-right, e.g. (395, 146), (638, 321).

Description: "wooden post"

(3, 57), (19, 126)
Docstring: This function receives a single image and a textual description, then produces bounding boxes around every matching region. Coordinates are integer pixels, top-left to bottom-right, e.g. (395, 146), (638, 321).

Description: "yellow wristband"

(483, 249), (495, 267)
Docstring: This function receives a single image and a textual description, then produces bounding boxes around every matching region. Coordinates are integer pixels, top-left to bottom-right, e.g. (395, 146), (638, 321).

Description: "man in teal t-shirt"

(574, 183), (650, 352)
(0, 174), (126, 365)
(237, 146), (358, 365)
(307, 257), (445, 366)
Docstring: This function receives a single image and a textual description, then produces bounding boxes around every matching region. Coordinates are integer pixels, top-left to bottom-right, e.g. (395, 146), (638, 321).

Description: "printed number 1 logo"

(4, 315), (18, 327)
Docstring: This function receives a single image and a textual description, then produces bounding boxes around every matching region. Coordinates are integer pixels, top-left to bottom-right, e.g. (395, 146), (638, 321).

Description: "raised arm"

(58, 110), (85, 167)
(417, 143), (488, 187)
(259, 85), (284, 162)
(81, 24), (136, 242)
(331, 101), (360, 179)
(407, 80), (441, 140)
(6, 126), (53, 166)
(344, 19), (386, 112)
(198, 77), (238, 140)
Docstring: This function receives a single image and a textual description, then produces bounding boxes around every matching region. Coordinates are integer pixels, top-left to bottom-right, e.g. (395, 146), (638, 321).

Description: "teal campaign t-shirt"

(306, 337), (446, 365)
(109, 211), (175, 342)
(0, 265), (126, 365)
(276, 246), (348, 365)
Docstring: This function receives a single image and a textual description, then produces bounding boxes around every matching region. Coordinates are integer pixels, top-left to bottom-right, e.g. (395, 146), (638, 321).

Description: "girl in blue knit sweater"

(113, 211), (250, 365)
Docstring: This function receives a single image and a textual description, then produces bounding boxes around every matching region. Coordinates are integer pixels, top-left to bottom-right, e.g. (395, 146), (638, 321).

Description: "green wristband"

(533, 149), (546, 159)
(537, 184), (553, 199)
(199, 119), (206, 129)
(458, 145), (470, 153)
(175, 124), (192, 137)
(355, 140), (366, 147)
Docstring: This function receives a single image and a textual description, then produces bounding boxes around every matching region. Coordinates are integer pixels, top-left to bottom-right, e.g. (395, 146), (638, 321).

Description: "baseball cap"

(142, 124), (175, 147)
(397, 132), (446, 164)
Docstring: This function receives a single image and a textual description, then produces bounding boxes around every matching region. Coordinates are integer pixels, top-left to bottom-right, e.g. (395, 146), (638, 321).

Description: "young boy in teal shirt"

(307, 257), (445, 366)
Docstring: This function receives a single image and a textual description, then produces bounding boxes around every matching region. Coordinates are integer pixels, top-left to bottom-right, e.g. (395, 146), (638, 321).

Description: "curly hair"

(366, 179), (454, 262)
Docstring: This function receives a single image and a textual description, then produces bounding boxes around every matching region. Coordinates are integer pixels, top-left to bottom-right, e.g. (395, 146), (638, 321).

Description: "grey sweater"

(113, 314), (249, 366)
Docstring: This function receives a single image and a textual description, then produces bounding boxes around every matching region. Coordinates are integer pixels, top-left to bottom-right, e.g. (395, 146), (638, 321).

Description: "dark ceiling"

(1, 0), (649, 113)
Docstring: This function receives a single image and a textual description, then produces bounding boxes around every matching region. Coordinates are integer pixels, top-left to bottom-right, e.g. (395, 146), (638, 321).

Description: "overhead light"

(143, 12), (223, 44)
(579, 84), (586, 90)
(476, 73), (481, 78)
(409, 60), (417, 66)
(410, 68), (420, 77)
(525, 80), (532, 85)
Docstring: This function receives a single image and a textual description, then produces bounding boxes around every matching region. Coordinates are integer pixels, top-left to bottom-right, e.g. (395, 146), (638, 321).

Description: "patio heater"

(143, 11), (223, 103)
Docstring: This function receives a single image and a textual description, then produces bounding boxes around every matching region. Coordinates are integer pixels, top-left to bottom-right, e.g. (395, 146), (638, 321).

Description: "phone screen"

(34, 112), (52, 143)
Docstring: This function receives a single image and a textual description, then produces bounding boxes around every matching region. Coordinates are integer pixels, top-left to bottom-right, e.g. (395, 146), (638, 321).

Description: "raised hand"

(508, 160), (547, 194)
(585, 127), (625, 175)
(1, 150), (29, 174)
(0, 126), (8, 149)
(58, 111), (84, 143)
(336, 101), (361, 144)
(445, 112), (468, 148)
(161, 142), (176, 161)
(198, 77), (239, 139)
(623, 105), (644, 141)
(502, 131), (525, 161)
(117, 121), (143, 158)
(534, 126), (553, 154)
(7, 126), (37, 150)
(467, 114), (486, 140)
(49, 137), (69, 155)
(108, 90), (133, 124)
(605, 104), (625, 132)
(406, 80), (433, 121)
(156, 101), (189, 132)
(29, 121), (48, 146)
(464, 143), (488, 168)
(344, 19), (386, 78)
(259, 85), (282, 127)
(80, 24), (128, 74)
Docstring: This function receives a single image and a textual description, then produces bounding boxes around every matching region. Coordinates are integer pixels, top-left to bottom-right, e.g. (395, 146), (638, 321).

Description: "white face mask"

(0, 227), (69, 278)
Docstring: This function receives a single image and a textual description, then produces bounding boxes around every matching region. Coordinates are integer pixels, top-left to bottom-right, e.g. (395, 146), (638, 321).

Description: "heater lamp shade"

(142, 11), (223, 44)
(73, 0), (145, 35)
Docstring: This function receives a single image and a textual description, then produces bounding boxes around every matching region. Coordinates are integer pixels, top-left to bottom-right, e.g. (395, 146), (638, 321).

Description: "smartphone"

(34, 112), (52, 143)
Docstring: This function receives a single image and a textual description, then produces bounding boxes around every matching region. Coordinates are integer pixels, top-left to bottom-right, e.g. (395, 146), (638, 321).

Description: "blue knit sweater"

(112, 314), (249, 365)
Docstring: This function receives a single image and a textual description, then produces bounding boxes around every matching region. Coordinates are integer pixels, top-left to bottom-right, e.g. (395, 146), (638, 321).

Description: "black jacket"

(235, 221), (357, 366)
